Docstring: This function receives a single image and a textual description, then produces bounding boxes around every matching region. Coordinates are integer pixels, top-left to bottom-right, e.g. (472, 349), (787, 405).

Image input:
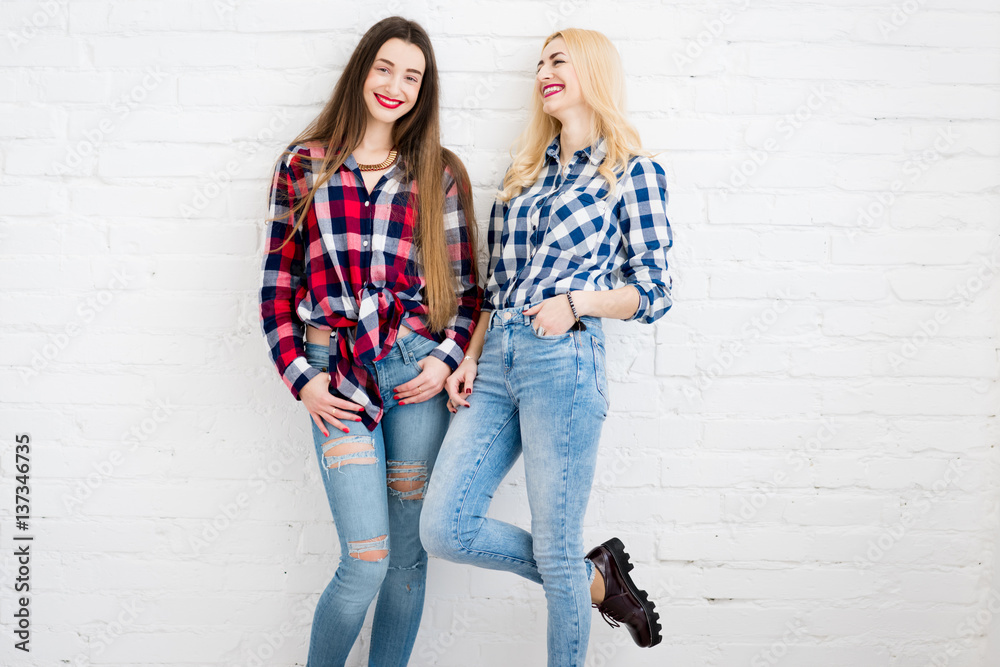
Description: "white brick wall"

(2, 0), (998, 665)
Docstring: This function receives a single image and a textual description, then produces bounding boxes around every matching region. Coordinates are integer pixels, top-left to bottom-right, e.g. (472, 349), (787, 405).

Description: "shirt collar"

(544, 136), (561, 163)
(588, 137), (608, 165)
(544, 134), (607, 167)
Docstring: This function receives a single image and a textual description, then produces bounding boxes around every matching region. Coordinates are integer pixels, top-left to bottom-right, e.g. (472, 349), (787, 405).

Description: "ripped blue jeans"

(304, 332), (450, 667)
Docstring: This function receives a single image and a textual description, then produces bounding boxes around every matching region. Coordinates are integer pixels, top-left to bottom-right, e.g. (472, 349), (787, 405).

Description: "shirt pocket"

(543, 191), (609, 259)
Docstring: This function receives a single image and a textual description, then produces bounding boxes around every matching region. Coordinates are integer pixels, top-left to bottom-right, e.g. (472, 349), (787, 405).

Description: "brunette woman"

(259, 17), (480, 667)
(420, 28), (670, 666)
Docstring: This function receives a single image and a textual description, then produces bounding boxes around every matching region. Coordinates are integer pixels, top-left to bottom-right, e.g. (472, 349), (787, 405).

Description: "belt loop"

(395, 332), (413, 366)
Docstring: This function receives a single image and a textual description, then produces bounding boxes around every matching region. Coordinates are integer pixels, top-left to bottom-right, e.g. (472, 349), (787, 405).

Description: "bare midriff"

(306, 323), (412, 346)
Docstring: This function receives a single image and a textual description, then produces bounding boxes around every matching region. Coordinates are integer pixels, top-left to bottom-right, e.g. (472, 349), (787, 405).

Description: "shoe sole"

(603, 537), (663, 647)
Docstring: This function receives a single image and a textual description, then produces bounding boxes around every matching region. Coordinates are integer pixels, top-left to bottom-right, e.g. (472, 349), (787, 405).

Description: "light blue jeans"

(304, 332), (450, 667)
(420, 306), (609, 667)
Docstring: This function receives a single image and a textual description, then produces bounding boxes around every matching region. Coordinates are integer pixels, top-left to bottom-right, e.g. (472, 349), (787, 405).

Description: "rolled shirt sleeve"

(615, 157), (673, 323)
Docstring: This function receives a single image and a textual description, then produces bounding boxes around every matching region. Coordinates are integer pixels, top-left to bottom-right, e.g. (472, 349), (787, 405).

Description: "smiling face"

(362, 37), (426, 128)
(536, 36), (586, 120)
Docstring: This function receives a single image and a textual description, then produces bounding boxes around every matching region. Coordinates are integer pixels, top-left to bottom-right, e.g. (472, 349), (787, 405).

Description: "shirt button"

(364, 201), (370, 207)
(363, 241), (369, 247)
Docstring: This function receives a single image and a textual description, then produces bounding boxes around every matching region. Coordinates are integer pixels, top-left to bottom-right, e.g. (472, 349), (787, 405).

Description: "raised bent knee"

(418, 508), (455, 560)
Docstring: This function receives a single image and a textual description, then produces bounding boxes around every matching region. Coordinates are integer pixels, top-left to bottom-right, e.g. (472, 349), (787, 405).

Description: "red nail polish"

(342, 427), (349, 433)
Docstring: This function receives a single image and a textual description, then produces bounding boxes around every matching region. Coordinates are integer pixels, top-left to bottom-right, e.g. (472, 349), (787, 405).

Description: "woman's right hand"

(445, 358), (478, 413)
(300, 372), (365, 436)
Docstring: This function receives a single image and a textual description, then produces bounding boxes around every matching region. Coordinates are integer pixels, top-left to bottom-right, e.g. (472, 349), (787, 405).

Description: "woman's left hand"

(523, 294), (576, 337)
(394, 356), (452, 405)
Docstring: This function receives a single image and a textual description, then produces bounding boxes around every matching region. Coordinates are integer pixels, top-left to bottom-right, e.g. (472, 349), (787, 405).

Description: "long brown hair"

(265, 16), (477, 332)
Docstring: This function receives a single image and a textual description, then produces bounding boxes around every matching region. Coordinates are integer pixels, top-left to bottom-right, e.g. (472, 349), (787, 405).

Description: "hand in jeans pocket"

(445, 357), (478, 413)
(393, 354), (451, 405)
(300, 373), (366, 436)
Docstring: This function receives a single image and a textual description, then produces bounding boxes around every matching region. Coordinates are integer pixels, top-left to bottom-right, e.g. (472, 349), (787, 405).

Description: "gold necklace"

(357, 148), (398, 172)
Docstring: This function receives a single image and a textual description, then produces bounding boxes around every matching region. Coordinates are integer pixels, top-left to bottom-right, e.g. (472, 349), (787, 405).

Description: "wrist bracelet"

(566, 292), (587, 330)
(566, 292), (580, 321)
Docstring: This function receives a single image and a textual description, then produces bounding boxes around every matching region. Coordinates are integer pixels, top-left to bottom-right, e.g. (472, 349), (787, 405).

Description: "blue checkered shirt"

(484, 136), (673, 322)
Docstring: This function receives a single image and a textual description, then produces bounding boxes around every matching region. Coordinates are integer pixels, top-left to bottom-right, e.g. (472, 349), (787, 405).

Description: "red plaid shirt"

(260, 142), (482, 430)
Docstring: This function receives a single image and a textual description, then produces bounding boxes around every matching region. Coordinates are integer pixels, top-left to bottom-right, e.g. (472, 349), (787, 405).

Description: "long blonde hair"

(499, 28), (647, 202)
(265, 17), (477, 332)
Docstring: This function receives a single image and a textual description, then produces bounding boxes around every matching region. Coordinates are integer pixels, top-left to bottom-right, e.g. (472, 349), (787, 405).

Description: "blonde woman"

(420, 28), (672, 666)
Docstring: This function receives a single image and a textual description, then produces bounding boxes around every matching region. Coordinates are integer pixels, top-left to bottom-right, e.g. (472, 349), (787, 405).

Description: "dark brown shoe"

(587, 537), (662, 647)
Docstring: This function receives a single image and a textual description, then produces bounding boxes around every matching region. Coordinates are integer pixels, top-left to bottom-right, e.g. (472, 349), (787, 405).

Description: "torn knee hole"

(348, 535), (388, 561)
(387, 460), (427, 500)
(322, 435), (376, 470)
